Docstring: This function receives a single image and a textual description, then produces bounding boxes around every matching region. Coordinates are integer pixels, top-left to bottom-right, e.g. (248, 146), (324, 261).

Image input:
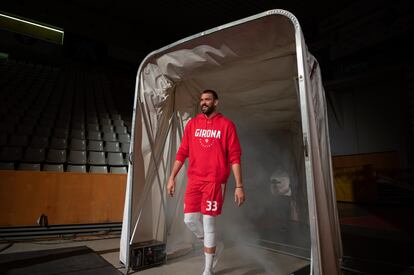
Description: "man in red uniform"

(167, 89), (245, 275)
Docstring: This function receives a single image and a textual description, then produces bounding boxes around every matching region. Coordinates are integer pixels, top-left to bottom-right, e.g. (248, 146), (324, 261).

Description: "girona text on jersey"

(194, 129), (222, 139)
(176, 113), (241, 183)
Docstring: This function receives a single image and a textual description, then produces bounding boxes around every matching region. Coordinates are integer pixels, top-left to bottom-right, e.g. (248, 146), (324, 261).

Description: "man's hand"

(167, 177), (176, 197)
(234, 187), (245, 207)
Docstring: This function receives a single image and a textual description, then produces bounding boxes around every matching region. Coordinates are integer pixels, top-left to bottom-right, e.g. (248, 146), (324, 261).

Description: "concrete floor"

(0, 234), (309, 275)
(139, 243), (308, 275)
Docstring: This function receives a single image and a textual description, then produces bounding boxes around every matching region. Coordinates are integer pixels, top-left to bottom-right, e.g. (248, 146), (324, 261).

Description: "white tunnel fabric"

(120, 10), (342, 275)
(305, 53), (343, 273)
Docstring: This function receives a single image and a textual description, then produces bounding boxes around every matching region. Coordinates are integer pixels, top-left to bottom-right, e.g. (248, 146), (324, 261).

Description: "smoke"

(164, 114), (311, 273)
(216, 127), (311, 274)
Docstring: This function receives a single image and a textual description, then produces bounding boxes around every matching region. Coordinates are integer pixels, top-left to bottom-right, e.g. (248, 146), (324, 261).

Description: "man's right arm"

(167, 160), (184, 197)
(167, 120), (191, 197)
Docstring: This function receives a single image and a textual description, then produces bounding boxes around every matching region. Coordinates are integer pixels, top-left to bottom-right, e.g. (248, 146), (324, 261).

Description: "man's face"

(200, 92), (217, 115)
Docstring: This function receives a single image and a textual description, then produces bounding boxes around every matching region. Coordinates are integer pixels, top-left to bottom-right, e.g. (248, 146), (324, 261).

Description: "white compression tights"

(183, 213), (216, 248)
(184, 213), (204, 239)
(202, 214), (216, 248)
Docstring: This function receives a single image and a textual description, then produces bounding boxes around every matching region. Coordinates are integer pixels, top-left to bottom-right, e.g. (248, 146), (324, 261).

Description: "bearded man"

(167, 89), (245, 275)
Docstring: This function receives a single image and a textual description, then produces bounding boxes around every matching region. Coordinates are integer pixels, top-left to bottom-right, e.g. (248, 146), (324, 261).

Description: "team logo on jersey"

(194, 129), (221, 148)
(194, 129), (221, 138)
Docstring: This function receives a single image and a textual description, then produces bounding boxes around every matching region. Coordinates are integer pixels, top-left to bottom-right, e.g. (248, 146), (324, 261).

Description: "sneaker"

(213, 241), (224, 268)
(202, 271), (213, 275)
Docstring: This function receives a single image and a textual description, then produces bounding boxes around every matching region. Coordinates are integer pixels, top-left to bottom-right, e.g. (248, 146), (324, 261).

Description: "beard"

(201, 104), (215, 115)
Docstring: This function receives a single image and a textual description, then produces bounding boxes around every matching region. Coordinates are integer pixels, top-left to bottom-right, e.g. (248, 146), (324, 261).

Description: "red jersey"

(176, 113), (241, 183)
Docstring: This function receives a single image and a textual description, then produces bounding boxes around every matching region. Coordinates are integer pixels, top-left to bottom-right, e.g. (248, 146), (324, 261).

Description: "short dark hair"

(201, 89), (219, 100)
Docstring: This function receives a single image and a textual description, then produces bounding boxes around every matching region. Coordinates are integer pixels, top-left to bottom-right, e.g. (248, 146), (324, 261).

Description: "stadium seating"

(88, 140), (104, 151)
(90, 165), (108, 173)
(110, 166), (128, 174)
(0, 162), (14, 170)
(43, 164), (64, 172)
(18, 163), (41, 171)
(0, 59), (131, 173)
(67, 164), (87, 173)
(68, 150), (87, 165)
(105, 141), (120, 152)
(22, 148), (46, 162)
(70, 139), (86, 150)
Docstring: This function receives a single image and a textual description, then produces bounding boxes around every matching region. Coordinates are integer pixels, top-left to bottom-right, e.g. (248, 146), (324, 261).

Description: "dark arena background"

(0, 1), (413, 275)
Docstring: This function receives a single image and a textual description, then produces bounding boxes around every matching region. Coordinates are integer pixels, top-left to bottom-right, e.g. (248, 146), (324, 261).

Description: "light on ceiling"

(0, 11), (64, 45)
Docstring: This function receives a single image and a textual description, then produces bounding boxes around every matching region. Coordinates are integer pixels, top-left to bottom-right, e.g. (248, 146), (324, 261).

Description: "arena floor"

(0, 234), (309, 275)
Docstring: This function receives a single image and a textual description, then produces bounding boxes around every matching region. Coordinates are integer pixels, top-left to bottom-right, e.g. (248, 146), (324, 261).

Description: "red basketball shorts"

(184, 179), (226, 216)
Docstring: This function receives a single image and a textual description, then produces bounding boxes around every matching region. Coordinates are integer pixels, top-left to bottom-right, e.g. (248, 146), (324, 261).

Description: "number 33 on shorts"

(206, 200), (218, 211)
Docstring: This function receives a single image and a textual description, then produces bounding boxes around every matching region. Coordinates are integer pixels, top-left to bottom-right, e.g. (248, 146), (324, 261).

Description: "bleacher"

(0, 59), (131, 174)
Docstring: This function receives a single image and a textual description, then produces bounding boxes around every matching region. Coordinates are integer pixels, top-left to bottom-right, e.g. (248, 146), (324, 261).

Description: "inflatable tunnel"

(120, 9), (342, 275)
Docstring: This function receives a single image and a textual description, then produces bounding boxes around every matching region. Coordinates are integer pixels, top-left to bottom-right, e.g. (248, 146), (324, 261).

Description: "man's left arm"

(232, 163), (245, 206)
(227, 122), (245, 207)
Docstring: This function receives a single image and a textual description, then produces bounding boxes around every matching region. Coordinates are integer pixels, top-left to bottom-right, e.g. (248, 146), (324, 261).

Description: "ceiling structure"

(1, 1), (356, 59)
(1, 0), (412, 88)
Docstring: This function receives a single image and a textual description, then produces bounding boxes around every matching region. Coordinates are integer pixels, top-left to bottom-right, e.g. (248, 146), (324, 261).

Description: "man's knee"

(184, 213), (204, 239)
(203, 215), (216, 248)
(184, 213), (199, 228)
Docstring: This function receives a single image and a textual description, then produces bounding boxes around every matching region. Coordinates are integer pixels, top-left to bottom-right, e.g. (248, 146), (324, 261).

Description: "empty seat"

(53, 128), (69, 138)
(70, 139), (86, 150)
(121, 142), (130, 153)
(124, 121), (132, 131)
(87, 124), (100, 132)
(103, 132), (117, 142)
(9, 135), (29, 146)
(101, 125), (114, 133)
(107, 152), (125, 166)
(55, 120), (70, 129)
(22, 148), (45, 162)
(18, 163), (41, 171)
(87, 131), (102, 141)
(71, 129), (85, 139)
(113, 119), (124, 127)
(115, 126), (128, 134)
(31, 136), (49, 148)
(87, 117), (99, 124)
(67, 165), (87, 173)
(35, 127), (52, 137)
(46, 149), (67, 163)
(89, 165), (108, 173)
(72, 122), (85, 130)
(88, 151), (106, 165)
(118, 133), (130, 143)
(17, 125), (34, 135)
(88, 140), (104, 151)
(43, 164), (64, 172)
(0, 147), (23, 161)
(110, 166), (127, 174)
(86, 110), (97, 116)
(111, 114), (122, 120)
(0, 162), (14, 170)
(100, 118), (112, 126)
(105, 141), (120, 152)
(99, 113), (110, 119)
(72, 117), (85, 124)
(68, 150), (87, 164)
(50, 137), (68, 149)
